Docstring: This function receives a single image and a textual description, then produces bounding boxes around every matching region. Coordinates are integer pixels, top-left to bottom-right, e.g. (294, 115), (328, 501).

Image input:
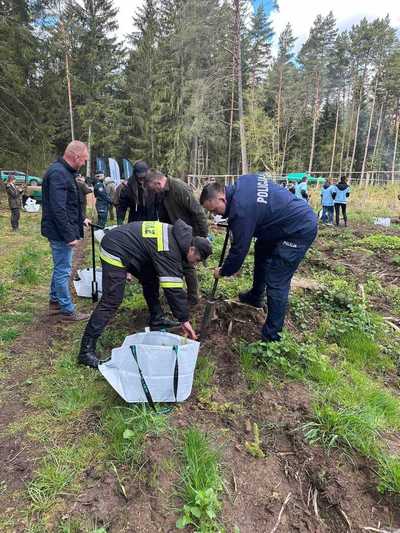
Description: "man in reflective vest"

(78, 219), (212, 368)
(200, 175), (317, 343)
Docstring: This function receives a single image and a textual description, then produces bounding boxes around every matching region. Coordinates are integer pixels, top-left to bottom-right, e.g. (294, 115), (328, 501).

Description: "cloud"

(270, 0), (400, 52)
(113, 0), (144, 39)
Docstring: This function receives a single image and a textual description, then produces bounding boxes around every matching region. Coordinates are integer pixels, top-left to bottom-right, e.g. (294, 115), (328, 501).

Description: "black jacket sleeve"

(48, 171), (77, 243)
(151, 253), (189, 322)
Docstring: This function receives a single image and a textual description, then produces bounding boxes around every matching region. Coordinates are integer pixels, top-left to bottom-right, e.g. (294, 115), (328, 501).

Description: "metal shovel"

(200, 225), (230, 339)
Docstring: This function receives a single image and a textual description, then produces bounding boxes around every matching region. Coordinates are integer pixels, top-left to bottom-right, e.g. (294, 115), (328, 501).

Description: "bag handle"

(173, 345), (179, 402)
(130, 345), (156, 411)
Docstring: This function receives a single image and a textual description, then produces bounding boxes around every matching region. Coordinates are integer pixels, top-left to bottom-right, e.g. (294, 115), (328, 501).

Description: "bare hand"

(213, 267), (221, 280)
(68, 240), (78, 247)
(181, 321), (198, 340)
(83, 218), (91, 227)
(126, 272), (134, 282)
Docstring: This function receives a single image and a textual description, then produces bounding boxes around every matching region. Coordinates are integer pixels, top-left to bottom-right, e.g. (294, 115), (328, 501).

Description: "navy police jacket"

(94, 180), (112, 209)
(41, 158), (84, 243)
(221, 174), (317, 277)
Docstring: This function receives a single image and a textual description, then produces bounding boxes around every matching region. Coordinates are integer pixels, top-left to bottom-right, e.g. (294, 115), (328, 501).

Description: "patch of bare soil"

(63, 433), (179, 533)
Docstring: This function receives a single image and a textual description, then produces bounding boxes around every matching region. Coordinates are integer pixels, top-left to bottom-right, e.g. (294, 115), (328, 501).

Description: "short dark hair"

(192, 236), (212, 260)
(199, 182), (225, 205)
(339, 175), (347, 183)
(145, 169), (165, 183)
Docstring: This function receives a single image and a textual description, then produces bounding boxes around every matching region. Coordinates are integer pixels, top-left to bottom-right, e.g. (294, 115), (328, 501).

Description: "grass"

(176, 427), (223, 532)
(28, 435), (105, 512)
(102, 405), (169, 467)
(13, 245), (49, 285)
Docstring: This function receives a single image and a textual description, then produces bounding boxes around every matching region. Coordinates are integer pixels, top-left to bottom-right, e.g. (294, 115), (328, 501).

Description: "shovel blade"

(200, 300), (216, 339)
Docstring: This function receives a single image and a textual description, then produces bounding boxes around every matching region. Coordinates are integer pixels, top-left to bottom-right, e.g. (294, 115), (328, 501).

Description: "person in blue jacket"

(320, 179), (334, 225)
(332, 176), (350, 226)
(94, 173), (113, 228)
(295, 177), (308, 202)
(200, 175), (318, 342)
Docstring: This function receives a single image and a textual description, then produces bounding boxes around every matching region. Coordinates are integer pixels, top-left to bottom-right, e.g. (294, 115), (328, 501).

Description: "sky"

(113, 0), (400, 51)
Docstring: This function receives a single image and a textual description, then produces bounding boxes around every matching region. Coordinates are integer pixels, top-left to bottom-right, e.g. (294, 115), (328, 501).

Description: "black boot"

(238, 289), (265, 308)
(78, 334), (99, 369)
(149, 312), (180, 330)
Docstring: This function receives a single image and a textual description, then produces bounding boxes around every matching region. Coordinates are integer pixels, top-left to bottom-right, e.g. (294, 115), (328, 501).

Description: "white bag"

(73, 268), (103, 298)
(374, 217), (391, 227)
(94, 225), (118, 244)
(99, 330), (200, 404)
(24, 198), (40, 212)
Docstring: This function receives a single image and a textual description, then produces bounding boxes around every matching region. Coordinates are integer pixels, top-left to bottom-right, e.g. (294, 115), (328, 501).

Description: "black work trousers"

(96, 206), (108, 229)
(84, 259), (163, 339)
(334, 203), (347, 226)
(10, 208), (20, 230)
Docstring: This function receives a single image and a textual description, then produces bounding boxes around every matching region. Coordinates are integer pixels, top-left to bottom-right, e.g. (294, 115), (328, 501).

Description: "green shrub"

(359, 234), (400, 252)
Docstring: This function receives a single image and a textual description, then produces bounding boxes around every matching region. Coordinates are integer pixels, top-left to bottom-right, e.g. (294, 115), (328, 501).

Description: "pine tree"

(299, 12), (337, 172)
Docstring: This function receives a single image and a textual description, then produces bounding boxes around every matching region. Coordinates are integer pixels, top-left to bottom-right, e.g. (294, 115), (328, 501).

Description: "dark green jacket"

(6, 183), (22, 209)
(159, 177), (208, 237)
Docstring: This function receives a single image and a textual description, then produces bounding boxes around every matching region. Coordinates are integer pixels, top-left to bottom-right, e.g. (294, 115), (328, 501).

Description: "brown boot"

(49, 300), (61, 315)
(59, 311), (90, 322)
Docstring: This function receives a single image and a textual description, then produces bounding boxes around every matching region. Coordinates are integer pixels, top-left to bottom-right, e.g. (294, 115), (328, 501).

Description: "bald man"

(41, 141), (91, 321)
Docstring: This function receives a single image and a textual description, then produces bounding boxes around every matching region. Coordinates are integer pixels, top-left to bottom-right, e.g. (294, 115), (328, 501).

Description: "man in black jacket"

(78, 219), (212, 368)
(41, 141), (91, 321)
(144, 169), (208, 304)
(117, 160), (159, 222)
(6, 174), (22, 230)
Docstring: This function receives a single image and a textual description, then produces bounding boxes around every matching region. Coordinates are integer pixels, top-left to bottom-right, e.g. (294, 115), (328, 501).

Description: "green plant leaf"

(189, 505), (202, 518)
(176, 516), (191, 529)
(123, 429), (135, 439)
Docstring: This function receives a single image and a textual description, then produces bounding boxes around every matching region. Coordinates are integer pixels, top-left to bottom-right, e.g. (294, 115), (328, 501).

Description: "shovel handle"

(90, 224), (98, 302)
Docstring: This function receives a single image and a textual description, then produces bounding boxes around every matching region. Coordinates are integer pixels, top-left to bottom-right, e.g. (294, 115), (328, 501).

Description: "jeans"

(49, 240), (75, 314)
(321, 205), (334, 224)
(250, 227), (317, 341)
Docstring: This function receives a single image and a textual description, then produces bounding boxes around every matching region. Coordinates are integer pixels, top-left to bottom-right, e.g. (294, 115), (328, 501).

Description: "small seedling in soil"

(245, 423), (265, 459)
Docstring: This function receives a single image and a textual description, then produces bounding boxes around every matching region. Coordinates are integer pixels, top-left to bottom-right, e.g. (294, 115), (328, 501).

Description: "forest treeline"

(1, 0), (400, 180)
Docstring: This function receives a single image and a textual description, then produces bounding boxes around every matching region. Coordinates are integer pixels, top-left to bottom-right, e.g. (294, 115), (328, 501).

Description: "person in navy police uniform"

(200, 175), (318, 342)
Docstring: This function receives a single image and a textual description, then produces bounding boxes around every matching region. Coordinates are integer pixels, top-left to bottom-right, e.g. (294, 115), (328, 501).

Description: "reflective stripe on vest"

(141, 221), (170, 252)
(159, 276), (184, 289)
(99, 246), (125, 268)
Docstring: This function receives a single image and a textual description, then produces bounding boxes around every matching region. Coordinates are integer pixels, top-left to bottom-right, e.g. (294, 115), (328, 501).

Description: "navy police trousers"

(251, 227), (317, 342)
